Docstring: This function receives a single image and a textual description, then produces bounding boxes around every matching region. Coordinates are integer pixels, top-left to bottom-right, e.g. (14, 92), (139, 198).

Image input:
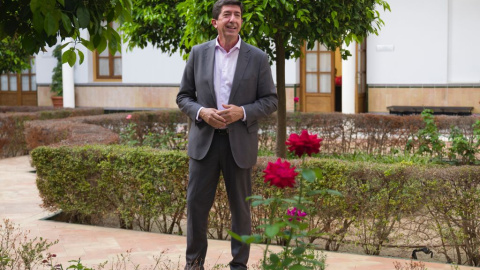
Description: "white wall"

(122, 44), (185, 84)
(35, 48), (57, 85)
(36, 35), (298, 86)
(448, 0), (480, 83)
(368, 0), (480, 85)
(271, 59), (299, 85)
(367, 0), (449, 84)
(123, 44), (298, 85)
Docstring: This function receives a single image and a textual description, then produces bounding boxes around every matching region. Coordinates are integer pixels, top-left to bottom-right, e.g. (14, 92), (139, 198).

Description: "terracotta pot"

(51, 96), (63, 108)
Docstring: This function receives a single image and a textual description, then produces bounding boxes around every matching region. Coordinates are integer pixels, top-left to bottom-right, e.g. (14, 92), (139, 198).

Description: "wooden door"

(356, 42), (367, 113)
(299, 41), (335, 112)
(0, 58), (37, 106)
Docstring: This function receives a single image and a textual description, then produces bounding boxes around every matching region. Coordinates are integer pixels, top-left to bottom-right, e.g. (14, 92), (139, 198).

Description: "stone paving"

(0, 155), (476, 270)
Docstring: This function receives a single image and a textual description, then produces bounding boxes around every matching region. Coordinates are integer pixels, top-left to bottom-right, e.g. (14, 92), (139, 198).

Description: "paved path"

(0, 155), (476, 270)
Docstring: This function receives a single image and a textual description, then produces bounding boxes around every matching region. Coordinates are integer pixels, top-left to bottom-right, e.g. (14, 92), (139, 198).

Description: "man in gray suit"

(176, 0), (278, 269)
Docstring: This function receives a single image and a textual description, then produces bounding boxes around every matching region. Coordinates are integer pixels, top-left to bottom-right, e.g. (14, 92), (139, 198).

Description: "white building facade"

(2, 0), (480, 114)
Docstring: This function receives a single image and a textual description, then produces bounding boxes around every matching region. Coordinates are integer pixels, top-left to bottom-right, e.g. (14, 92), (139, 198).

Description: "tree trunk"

(274, 34), (287, 158)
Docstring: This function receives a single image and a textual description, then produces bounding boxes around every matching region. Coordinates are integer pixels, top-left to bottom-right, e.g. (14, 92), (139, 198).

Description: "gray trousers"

(184, 133), (252, 270)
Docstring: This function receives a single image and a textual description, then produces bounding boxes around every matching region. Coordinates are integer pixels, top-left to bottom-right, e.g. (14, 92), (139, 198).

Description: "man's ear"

(211, 19), (218, 28)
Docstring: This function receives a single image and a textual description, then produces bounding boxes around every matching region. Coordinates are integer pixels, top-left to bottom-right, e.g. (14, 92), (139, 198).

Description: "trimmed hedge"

(0, 108), (103, 158)
(19, 109), (480, 160)
(31, 145), (480, 265)
(32, 145), (188, 234)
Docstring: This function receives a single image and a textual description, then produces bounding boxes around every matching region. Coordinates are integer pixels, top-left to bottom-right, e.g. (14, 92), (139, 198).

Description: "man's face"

(212, 5), (242, 42)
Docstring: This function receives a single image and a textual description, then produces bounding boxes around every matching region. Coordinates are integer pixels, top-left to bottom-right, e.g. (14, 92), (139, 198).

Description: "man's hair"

(212, 0), (244, 20)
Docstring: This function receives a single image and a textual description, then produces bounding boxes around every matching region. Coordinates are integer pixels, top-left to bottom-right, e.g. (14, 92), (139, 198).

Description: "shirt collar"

(215, 35), (242, 52)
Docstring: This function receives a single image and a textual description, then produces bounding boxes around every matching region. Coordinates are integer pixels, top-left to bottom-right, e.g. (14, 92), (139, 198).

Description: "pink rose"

(126, 114), (132, 120)
(287, 207), (307, 221)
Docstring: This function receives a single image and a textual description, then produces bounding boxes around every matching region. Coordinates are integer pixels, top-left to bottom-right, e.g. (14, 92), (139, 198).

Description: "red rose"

(294, 97), (299, 103)
(263, 158), (298, 188)
(285, 130), (322, 158)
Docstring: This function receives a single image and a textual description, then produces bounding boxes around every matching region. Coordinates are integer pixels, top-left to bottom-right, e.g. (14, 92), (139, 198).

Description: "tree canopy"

(0, 0), (132, 73)
(123, 0), (390, 157)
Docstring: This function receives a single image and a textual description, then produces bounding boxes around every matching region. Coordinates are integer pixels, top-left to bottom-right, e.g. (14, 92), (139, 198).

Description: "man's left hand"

(218, 104), (244, 125)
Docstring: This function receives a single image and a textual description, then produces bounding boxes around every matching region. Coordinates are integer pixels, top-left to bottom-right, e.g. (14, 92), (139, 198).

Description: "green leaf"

(44, 13), (59, 36)
(248, 195), (263, 201)
(32, 13), (45, 33)
(92, 34), (102, 48)
(108, 36), (118, 55)
(96, 36), (107, 54)
(314, 168), (323, 180)
(57, 0), (65, 7)
(327, 189), (343, 197)
(80, 38), (94, 51)
(77, 50), (85, 65)
(289, 265), (307, 270)
(21, 36), (36, 55)
(265, 223), (281, 238)
(301, 168), (316, 182)
(241, 234), (262, 244)
(62, 49), (76, 67)
(76, 6), (90, 28)
(228, 230), (242, 242)
(269, 253), (280, 264)
(331, 11), (337, 19)
(292, 246), (306, 255)
(30, 0), (41, 12)
(251, 200), (265, 207)
(61, 13), (73, 33)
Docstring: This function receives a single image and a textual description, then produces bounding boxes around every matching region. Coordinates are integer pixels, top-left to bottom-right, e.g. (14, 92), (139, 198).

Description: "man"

(176, 0), (278, 269)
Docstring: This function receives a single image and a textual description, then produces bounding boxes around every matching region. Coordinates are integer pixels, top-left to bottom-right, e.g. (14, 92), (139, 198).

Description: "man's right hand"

(199, 108), (227, 129)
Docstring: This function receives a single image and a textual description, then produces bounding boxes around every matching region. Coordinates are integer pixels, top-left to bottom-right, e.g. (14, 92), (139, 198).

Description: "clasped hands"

(199, 104), (243, 129)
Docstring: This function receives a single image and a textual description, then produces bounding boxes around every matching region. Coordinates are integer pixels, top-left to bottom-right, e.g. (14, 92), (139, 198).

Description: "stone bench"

(387, 106), (474, 116)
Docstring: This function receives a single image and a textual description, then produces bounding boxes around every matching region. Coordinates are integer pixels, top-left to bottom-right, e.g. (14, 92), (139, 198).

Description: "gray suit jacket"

(177, 39), (278, 169)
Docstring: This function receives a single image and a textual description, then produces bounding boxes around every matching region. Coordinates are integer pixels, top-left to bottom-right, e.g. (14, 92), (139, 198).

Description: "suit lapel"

(204, 40), (217, 105)
(229, 41), (250, 103)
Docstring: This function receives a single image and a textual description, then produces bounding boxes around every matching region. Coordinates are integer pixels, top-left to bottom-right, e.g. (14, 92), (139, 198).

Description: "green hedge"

(32, 145), (188, 234)
(32, 145), (480, 266)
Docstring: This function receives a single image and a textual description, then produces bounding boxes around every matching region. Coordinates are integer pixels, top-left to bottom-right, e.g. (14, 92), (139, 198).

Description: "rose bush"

(231, 129), (339, 270)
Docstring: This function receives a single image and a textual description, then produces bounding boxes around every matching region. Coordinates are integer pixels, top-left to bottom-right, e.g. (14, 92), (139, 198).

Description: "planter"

(51, 96), (63, 108)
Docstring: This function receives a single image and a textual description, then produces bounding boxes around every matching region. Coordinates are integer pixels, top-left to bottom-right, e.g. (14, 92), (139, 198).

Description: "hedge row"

(23, 110), (480, 157)
(31, 145), (480, 266)
(0, 108), (103, 158)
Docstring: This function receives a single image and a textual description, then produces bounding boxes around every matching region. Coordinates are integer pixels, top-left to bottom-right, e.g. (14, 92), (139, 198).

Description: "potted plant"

(50, 45), (63, 108)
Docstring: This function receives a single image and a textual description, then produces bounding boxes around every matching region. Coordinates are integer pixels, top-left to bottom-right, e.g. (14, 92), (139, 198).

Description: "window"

(305, 42), (334, 94)
(0, 58), (36, 92)
(94, 22), (122, 81)
(95, 49), (122, 80)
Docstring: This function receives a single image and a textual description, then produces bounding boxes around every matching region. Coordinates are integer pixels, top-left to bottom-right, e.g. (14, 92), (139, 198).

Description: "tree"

(0, 0), (132, 72)
(0, 37), (31, 74)
(123, 0), (390, 158)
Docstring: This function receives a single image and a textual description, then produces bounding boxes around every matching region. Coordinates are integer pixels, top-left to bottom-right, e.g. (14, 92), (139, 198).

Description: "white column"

(342, 41), (356, 114)
(62, 38), (75, 108)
